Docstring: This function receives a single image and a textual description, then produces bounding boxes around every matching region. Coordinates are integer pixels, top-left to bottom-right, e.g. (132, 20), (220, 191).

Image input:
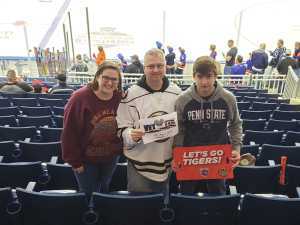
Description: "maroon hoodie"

(61, 86), (122, 168)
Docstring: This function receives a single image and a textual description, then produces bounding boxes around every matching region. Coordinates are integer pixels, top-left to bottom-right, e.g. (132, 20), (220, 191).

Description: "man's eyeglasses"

(145, 64), (165, 70)
(102, 75), (119, 83)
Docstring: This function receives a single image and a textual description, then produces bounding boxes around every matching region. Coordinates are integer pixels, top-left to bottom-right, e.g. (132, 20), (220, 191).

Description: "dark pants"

(74, 156), (119, 197)
(180, 179), (226, 195)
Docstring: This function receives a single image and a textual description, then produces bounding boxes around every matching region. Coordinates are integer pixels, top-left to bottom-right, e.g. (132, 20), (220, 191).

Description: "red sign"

(173, 144), (233, 181)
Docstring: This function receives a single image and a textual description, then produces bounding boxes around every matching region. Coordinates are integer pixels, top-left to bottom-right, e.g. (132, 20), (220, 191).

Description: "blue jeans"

(74, 156), (119, 197)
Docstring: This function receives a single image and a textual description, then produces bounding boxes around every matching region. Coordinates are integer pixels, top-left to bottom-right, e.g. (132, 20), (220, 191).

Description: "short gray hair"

(144, 48), (165, 65)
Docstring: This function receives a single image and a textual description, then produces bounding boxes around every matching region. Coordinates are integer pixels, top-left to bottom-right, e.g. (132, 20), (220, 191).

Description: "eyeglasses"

(101, 75), (119, 83)
(145, 64), (165, 70)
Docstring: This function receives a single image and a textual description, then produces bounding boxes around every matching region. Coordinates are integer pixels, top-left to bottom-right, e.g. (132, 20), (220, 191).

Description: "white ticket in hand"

(139, 112), (178, 144)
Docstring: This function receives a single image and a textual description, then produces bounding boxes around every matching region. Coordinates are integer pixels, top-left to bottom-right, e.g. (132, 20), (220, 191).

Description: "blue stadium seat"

(256, 144), (300, 166)
(266, 119), (299, 132)
(286, 165), (300, 198)
(39, 98), (67, 107)
(110, 163), (127, 192)
(0, 98), (11, 107)
(252, 102), (278, 111)
(18, 115), (54, 128)
(170, 194), (240, 225)
(235, 91), (257, 98)
(0, 115), (17, 126)
(0, 106), (20, 116)
(45, 163), (78, 191)
(243, 130), (284, 145)
(237, 102), (251, 111)
(0, 141), (17, 163)
(279, 103), (300, 111)
(53, 115), (63, 128)
(52, 106), (64, 116)
(241, 144), (260, 157)
(244, 96), (266, 103)
(11, 98), (38, 107)
(241, 110), (272, 120)
(43, 94), (71, 100)
(93, 192), (163, 225)
(239, 193), (300, 225)
(233, 165), (281, 194)
(39, 127), (62, 142)
(0, 126), (37, 141)
(272, 110), (300, 120)
(268, 98), (290, 104)
(16, 189), (92, 225)
(242, 119), (266, 132)
(0, 187), (13, 225)
(20, 106), (52, 116)
(0, 162), (43, 189)
(0, 93), (27, 99)
(284, 131), (300, 146)
(258, 93), (281, 99)
(18, 141), (61, 163)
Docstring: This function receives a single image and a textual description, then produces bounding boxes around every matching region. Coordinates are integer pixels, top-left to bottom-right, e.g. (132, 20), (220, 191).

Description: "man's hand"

(230, 150), (241, 168)
(73, 166), (84, 173)
(130, 129), (145, 142)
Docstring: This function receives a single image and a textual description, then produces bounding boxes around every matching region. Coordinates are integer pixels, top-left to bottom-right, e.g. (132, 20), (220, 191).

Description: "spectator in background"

(32, 79), (47, 93)
(209, 44), (217, 59)
(251, 43), (268, 74)
(155, 41), (165, 53)
(231, 55), (247, 81)
(277, 49), (297, 75)
(117, 53), (128, 72)
(269, 39), (286, 68)
(176, 47), (186, 74)
(245, 53), (253, 72)
(223, 39), (238, 75)
(0, 69), (32, 93)
(49, 73), (74, 94)
(165, 46), (176, 74)
(293, 42), (300, 65)
(95, 46), (106, 66)
(125, 55), (144, 74)
(71, 54), (88, 72)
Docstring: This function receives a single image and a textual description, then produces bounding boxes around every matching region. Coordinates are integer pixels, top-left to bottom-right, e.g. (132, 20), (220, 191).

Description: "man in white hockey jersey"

(117, 48), (181, 193)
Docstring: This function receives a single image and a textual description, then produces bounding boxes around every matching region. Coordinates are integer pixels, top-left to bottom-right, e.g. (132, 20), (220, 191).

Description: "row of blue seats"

(243, 130), (300, 146)
(0, 97), (67, 108)
(0, 106), (64, 117)
(0, 115), (63, 128)
(0, 126), (62, 142)
(242, 119), (300, 132)
(1, 164), (300, 225)
(240, 109), (300, 121)
(2, 188), (299, 225)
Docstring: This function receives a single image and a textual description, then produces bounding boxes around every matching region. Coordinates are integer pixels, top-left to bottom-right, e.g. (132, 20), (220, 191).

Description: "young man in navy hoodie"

(173, 56), (242, 194)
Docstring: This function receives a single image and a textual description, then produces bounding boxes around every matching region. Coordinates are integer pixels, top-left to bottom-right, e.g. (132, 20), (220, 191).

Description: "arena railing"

(283, 66), (300, 99)
(66, 72), (286, 94)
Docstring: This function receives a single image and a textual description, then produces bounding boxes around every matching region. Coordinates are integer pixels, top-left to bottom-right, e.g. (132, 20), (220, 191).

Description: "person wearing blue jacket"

(251, 43), (269, 74)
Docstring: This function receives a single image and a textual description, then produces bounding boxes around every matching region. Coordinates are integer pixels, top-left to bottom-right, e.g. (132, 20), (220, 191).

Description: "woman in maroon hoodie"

(62, 61), (122, 197)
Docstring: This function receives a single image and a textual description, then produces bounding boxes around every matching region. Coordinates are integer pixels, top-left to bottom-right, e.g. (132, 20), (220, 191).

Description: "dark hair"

(193, 56), (217, 77)
(236, 55), (243, 63)
(33, 84), (42, 93)
(88, 61), (122, 91)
